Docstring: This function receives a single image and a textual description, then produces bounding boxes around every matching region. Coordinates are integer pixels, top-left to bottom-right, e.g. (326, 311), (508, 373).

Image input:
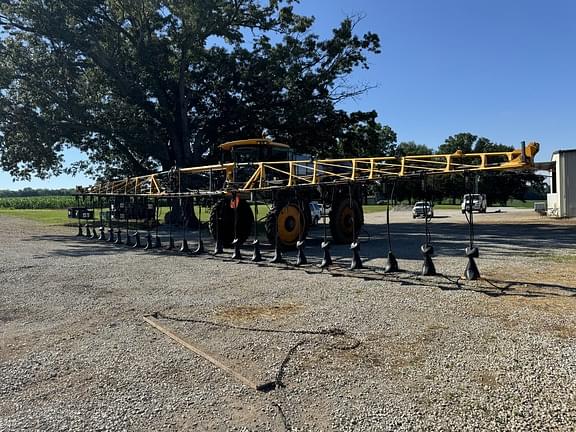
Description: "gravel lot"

(1, 208), (575, 431)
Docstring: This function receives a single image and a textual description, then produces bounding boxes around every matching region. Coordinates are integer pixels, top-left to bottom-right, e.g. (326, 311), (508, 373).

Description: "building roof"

(534, 161), (556, 170)
(552, 148), (576, 156)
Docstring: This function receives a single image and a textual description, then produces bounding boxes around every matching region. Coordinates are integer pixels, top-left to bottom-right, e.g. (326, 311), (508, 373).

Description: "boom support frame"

(77, 142), (539, 198)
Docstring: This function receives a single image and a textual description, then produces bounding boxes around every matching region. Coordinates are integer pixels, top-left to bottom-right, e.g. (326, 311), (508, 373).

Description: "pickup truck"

(412, 201), (434, 219)
(461, 194), (487, 213)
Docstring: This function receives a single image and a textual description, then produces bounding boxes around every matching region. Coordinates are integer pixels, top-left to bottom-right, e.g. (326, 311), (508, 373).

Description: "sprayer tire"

(329, 197), (364, 244)
(208, 198), (253, 247)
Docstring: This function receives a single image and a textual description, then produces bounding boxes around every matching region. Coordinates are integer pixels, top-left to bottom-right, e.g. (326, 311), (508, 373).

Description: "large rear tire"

(208, 198), (253, 247)
(329, 197), (364, 244)
(265, 201), (310, 250)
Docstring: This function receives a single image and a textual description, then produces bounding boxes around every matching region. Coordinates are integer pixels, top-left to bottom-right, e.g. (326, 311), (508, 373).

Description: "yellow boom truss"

(78, 142), (539, 197)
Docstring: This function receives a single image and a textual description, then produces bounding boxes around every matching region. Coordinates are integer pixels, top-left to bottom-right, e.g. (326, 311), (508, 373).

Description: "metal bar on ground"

(143, 315), (273, 391)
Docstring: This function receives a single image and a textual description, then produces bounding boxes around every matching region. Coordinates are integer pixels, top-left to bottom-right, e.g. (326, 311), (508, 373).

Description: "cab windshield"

(222, 145), (292, 163)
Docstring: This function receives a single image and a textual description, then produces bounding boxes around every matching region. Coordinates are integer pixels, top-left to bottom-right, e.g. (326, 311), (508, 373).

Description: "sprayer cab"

(219, 138), (293, 164)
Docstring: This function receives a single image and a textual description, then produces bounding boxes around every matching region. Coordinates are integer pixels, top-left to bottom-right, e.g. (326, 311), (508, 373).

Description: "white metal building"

(545, 149), (576, 218)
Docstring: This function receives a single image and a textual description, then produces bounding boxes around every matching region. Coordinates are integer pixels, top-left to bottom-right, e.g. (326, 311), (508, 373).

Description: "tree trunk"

(169, 132), (186, 168)
(166, 198), (199, 230)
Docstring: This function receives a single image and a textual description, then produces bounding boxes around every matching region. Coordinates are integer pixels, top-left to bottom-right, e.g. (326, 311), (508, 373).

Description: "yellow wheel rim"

(277, 204), (303, 245)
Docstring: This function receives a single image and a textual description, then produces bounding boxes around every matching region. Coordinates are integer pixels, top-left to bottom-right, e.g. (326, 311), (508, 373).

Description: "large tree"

(0, 0), (386, 180)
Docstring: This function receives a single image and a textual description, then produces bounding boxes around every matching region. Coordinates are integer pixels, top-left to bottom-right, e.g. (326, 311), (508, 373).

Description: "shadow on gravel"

(234, 260), (576, 298)
(23, 234), (164, 257)
(30, 220), (576, 258)
(28, 222), (576, 297)
(353, 221), (576, 260)
(29, 220), (576, 260)
(478, 278), (576, 296)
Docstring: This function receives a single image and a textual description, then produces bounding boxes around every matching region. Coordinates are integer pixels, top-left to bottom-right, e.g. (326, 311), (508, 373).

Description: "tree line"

(0, 187), (75, 197)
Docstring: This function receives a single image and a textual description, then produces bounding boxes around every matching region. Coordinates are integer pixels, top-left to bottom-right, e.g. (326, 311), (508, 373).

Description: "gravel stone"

(1, 209), (575, 431)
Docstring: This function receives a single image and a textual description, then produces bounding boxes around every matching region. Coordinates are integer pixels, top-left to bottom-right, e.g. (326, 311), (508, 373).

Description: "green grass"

(0, 198), (540, 226)
(0, 209), (72, 225)
(0, 204), (458, 225)
(433, 204), (461, 209)
(362, 204), (461, 212)
(365, 201), (539, 211)
(363, 205), (388, 213)
(0, 206), (213, 227)
(541, 253), (576, 264)
(505, 199), (538, 209)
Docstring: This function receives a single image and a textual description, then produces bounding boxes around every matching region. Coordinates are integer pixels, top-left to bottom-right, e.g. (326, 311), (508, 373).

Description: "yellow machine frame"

(78, 141), (539, 197)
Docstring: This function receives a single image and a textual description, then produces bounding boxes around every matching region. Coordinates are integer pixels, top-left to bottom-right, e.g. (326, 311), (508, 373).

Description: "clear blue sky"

(1, 0), (575, 190)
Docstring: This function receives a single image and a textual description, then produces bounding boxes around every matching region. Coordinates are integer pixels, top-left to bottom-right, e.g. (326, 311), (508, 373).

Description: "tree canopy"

(397, 141), (433, 156)
(0, 0), (390, 181)
(437, 132), (479, 154)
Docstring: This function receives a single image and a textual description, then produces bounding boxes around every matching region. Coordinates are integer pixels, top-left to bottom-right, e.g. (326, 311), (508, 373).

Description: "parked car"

(309, 201), (322, 225)
(412, 201), (434, 219)
(461, 193), (487, 213)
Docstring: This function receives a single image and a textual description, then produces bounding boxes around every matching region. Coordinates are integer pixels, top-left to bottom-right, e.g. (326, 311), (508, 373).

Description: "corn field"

(0, 196), (77, 209)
